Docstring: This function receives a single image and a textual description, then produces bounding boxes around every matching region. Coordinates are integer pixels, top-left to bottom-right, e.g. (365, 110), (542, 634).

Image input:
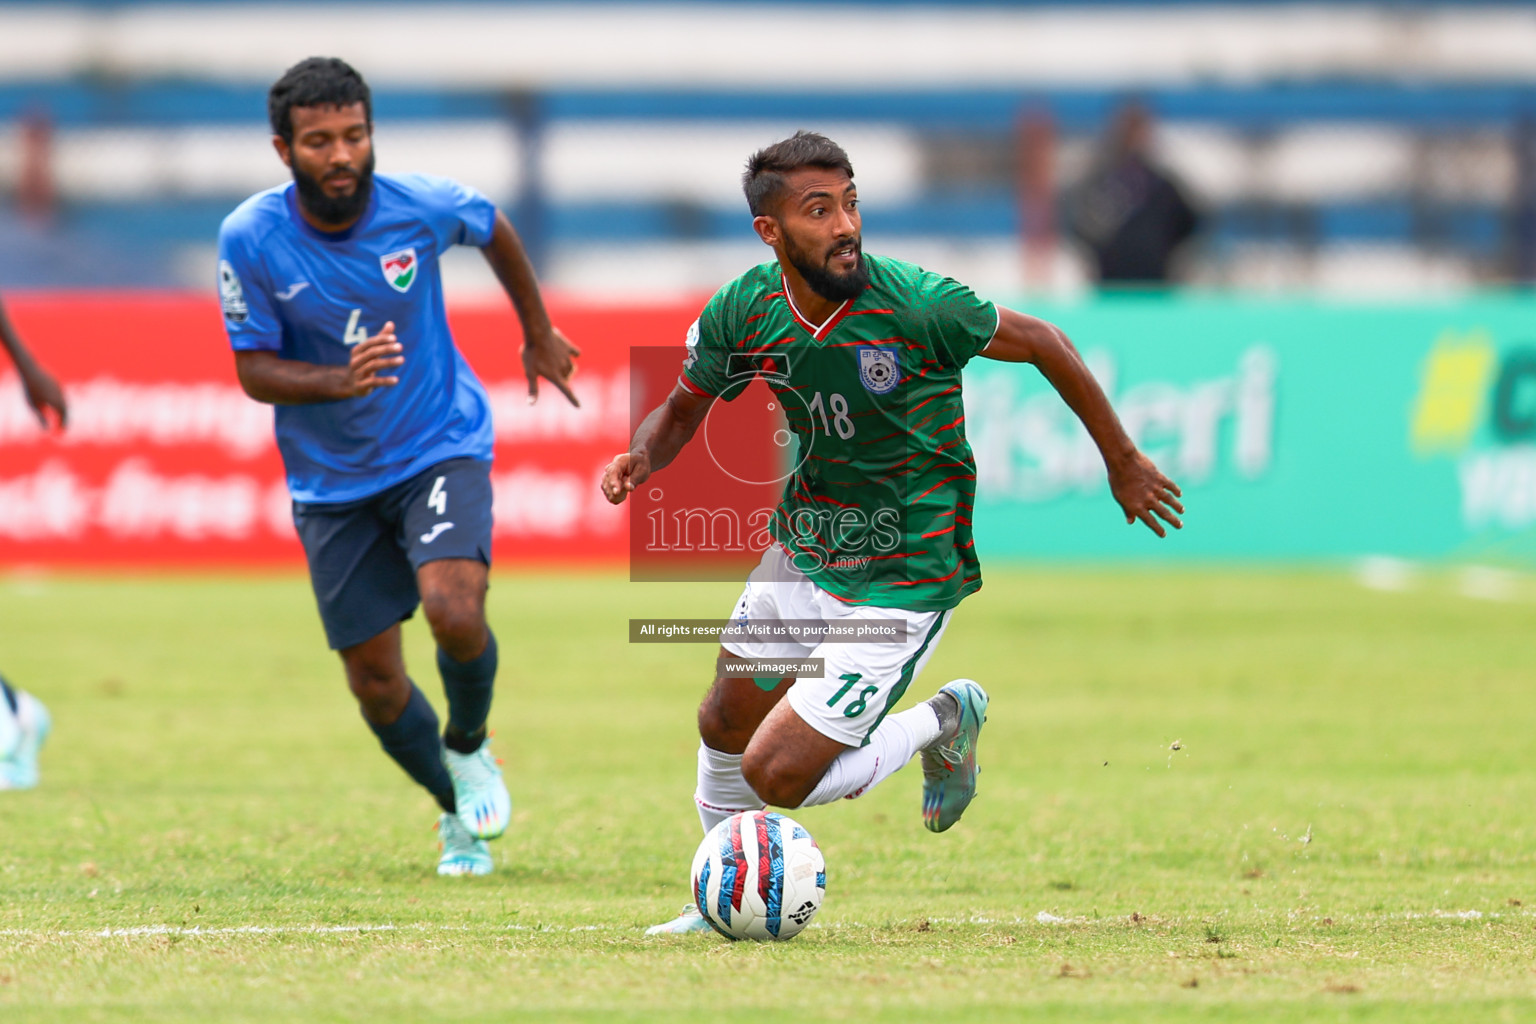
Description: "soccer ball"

(691, 810), (825, 941)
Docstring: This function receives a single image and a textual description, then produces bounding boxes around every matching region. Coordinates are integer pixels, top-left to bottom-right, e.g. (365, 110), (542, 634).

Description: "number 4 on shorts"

(428, 475), (448, 515)
(827, 672), (879, 718)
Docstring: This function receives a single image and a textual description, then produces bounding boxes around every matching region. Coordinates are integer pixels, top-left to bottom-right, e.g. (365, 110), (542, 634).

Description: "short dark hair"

(268, 57), (372, 143)
(742, 131), (855, 217)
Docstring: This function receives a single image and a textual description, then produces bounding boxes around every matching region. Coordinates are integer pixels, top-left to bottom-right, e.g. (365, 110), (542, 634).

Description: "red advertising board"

(0, 294), (698, 568)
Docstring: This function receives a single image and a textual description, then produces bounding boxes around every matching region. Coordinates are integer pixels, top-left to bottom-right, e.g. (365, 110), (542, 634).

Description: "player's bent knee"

(342, 652), (398, 692)
(740, 748), (815, 810)
(420, 596), (487, 658)
(344, 666), (409, 720)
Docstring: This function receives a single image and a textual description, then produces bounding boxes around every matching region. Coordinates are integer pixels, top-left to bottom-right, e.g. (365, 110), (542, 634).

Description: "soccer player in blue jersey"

(218, 58), (578, 875)
(0, 289), (64, 790)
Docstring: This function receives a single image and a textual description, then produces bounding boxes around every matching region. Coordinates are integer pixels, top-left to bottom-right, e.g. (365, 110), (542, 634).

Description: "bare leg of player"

(741, 689), (963, 812)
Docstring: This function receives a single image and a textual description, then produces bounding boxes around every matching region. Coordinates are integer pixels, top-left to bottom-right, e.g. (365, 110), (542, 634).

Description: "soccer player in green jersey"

(600, 132), (1183, 933)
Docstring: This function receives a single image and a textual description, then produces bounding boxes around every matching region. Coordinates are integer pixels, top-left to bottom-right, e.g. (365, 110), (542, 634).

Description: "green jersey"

(680, 254), (998, 611)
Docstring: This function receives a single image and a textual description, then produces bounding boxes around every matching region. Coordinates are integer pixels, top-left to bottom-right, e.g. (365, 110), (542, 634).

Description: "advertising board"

(3, 293), (1533, 568)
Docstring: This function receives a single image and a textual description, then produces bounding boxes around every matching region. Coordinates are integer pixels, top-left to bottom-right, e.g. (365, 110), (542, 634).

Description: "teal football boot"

(442, 740), (512, 840)
(0, 691), (50, 791)
(920, 679), (988, 833)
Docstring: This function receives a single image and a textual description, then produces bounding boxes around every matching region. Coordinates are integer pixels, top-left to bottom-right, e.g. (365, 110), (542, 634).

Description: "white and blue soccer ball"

(691, 810), (825, 941)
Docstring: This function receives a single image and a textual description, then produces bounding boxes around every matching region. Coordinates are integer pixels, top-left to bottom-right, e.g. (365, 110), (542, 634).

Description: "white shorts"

(719, 546), (953, 748)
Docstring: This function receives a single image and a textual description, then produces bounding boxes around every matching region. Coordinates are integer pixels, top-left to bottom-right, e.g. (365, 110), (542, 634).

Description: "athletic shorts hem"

(324, 605), (416, 652)
(719, 638), (808, 662)
(411, 544), (492, 572)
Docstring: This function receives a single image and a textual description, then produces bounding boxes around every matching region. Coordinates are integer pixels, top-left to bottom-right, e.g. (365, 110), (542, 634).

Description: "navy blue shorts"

(293, 458), (494, 651)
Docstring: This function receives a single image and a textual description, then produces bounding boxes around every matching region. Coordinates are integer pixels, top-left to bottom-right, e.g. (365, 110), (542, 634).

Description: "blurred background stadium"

(1, 0), (1535, 573)
(4, 0), (1536, 297)
(5, 8), (1536, 1016)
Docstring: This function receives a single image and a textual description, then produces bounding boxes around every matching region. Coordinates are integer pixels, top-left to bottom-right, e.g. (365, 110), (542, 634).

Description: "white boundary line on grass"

(0, 922), (608, 939)
(1, 908), (1524, 941)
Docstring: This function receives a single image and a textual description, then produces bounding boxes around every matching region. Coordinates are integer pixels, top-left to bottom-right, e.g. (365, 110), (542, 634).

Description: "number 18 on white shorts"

(719, 546), (952, 748)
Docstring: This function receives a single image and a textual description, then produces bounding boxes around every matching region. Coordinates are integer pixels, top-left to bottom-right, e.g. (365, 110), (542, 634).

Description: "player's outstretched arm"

(982, 306), (1184, 537)
(0, 291), (67, 429)
(480, 210), (580, 408)
(600, 383), (713, 505)
(235, 321), (403, 405)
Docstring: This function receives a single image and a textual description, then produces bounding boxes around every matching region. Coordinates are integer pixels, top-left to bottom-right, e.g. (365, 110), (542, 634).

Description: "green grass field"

(1, 566), (1533, 1022)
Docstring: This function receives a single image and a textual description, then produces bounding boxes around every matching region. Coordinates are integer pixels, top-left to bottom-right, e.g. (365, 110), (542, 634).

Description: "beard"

(785, 232), (870, 303)
(293, 150), (375, 227)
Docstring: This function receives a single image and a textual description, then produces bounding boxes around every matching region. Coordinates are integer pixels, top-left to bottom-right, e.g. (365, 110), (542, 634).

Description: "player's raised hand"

(523, 326), (581, 408)
(346, 321), (403, 397)
(600, 451), (651, 505)
(1108, 450), (1184, 538)
(18, 362), (67, 430)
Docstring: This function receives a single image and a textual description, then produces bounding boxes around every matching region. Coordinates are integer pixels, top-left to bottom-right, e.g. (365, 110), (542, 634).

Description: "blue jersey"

(217, 172), (498, 503)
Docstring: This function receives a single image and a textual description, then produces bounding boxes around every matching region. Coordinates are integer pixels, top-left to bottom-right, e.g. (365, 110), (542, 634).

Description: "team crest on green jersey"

(380, 248), (418, 293)
(857, 346), (900, 394)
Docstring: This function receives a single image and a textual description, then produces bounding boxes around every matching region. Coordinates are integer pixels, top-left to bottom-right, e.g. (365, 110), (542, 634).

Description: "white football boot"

(644, 904), (714, 935)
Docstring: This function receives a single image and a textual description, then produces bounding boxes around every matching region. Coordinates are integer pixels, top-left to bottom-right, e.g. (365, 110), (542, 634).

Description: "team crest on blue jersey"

(380, 248), (418, 293)
(857, 346), (900, 394)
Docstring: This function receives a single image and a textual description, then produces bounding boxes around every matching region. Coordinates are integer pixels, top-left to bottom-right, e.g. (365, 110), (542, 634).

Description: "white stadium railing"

(2, 4), (1536, 86)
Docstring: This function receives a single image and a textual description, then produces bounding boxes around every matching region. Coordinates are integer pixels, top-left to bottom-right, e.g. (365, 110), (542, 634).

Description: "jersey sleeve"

(914, 271), (999, 370)
(412, 174), (498, 250)
(678, 287), (741, 400)
(217, 220), (281, 352)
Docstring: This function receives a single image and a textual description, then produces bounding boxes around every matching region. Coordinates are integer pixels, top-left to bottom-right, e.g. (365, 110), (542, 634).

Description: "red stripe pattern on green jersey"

(681, 254), (999, 612)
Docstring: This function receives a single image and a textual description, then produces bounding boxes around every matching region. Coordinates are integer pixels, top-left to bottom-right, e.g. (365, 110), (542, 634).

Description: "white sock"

(694, 742), (764, 833)
(798, 703), (942, 807)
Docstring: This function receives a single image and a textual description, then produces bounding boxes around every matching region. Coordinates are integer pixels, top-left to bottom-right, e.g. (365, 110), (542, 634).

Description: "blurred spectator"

(17, 111), (57, 222)
(1067, 103), (1201, 286)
